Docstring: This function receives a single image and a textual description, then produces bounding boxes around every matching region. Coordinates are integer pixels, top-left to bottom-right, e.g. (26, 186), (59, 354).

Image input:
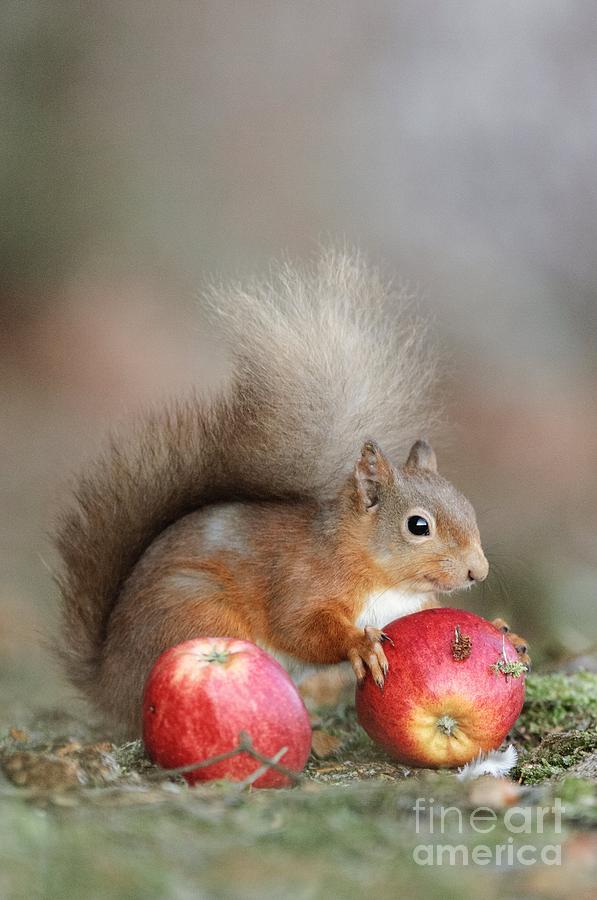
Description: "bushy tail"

(55, 249), (436, 695)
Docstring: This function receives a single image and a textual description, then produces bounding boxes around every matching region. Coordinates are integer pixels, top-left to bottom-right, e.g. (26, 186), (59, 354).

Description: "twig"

(146, 731), (303, 785)
(234, 746), (289, 790)
(145, 745), (246, 780)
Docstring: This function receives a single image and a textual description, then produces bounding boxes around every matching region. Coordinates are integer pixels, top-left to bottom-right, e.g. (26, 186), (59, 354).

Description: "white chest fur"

(355, 589), (427, 630)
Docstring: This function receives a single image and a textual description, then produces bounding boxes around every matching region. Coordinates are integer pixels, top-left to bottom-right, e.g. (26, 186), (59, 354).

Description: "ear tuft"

(405, 440), (438, 473)
(354, 440), (393, 511)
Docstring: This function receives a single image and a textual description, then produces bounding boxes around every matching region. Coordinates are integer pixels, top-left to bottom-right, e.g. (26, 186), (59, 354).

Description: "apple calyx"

(451, 625), (472, 661)
(436, 714), (458, 736)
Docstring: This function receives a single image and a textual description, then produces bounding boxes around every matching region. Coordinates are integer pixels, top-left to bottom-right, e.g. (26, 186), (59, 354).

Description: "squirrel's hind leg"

(98, 568), (260, 738)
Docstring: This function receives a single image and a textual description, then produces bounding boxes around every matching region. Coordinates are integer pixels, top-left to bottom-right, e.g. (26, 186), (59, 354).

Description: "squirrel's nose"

(467, 552), (489, 583)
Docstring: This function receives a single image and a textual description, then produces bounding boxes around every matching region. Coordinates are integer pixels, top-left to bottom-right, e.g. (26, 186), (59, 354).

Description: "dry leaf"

(311, 730), (342, 759)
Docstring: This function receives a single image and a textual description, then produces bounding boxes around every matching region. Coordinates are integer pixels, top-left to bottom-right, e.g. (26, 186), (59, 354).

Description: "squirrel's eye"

(407, 515), (430, 536)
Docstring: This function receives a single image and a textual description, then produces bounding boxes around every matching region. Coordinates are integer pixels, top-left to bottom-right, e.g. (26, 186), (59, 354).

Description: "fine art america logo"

(412, 797), (563, 866)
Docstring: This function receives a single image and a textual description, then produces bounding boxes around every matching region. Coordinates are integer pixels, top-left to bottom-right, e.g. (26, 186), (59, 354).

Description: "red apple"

(355, 608), (526, 768)
(143, 638), (312, 788)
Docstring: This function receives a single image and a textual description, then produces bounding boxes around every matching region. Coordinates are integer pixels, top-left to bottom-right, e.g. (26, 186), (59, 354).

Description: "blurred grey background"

(2, 1), (596, 716)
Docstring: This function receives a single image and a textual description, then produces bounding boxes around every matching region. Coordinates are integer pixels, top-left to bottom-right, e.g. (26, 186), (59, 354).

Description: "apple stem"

(202, 648), (230, 664)
(436, 715), (458, 736)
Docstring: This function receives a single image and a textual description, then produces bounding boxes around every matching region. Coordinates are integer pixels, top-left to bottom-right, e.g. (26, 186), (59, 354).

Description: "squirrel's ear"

(354, 440), (393, 511)
(405, 440), (438, 473)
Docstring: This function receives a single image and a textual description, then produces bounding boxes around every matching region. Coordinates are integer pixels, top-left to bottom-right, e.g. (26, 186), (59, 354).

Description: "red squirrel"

(55, 250), (528, 737)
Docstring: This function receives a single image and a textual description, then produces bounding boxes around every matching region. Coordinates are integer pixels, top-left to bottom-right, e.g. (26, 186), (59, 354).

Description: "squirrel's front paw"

(492, 618), (531, 670)
(348, 626), (392, 689)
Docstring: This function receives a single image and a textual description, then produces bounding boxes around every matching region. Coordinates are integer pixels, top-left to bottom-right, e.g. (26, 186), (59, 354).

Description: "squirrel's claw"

(349, 626), (389, 689)
(492, 618), (531, 670)
(349, 651), (367, 686)
(513, 640), (531, 672)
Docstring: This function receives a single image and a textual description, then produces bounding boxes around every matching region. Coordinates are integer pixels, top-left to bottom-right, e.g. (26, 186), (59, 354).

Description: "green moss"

(510, 672), (597, 784)
(516, 730), (597, 785)
(113, 741), (153, 778)
(516, 671), (597, 741)
(555, 777), (597, 824)
(490, 659), (527, 678)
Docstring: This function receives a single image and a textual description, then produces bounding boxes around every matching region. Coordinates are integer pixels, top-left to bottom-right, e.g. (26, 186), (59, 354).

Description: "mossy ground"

(1, 672), (596, 899)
